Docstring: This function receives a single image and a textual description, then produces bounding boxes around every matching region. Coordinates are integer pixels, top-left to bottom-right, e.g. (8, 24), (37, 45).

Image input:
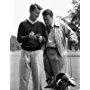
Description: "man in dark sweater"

(17, 4), (46, 90)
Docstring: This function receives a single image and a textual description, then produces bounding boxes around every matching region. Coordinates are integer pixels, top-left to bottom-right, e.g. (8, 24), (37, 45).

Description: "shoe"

(44, 83), (54, 88)
(45, 77), (57, 89)
(46, 77), (53, 84)
(68, 77), (76, 87)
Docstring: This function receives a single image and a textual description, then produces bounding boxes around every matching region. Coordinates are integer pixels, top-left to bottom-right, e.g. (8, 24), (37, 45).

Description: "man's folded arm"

(17, 23), (29, 43)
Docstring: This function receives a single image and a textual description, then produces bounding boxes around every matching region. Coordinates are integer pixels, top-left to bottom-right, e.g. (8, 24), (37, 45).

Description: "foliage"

(10, 35), (21, 51)
(56, 0), (80, 50)
(68, 0), (80, 50)
(68, 0), (80, 27)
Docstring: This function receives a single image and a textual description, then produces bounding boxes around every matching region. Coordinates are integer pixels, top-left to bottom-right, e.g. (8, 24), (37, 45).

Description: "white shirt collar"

(28, 19), (37, 24)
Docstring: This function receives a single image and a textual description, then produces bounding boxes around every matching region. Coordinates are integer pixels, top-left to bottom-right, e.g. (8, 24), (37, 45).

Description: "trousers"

(19, 49), (43, 90)
(44, 47), (71, 80)
(43, 48), (65, 79)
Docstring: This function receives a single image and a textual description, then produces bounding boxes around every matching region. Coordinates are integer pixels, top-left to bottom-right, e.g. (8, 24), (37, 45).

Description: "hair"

(30, 4), (43, 12)
(42, 9), (53, 17)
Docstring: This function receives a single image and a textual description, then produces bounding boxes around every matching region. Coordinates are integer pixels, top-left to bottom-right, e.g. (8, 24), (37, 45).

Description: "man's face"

(30, 9), (40, 21)
(43, 15), (53, 27)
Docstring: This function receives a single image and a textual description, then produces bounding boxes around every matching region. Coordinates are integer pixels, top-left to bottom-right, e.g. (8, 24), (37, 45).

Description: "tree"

(61, 0), (80, 50)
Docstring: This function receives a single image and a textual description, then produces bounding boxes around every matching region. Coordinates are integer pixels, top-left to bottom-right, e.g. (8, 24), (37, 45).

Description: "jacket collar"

(54, 20), (60, 27)
(50, 19), (60, 28)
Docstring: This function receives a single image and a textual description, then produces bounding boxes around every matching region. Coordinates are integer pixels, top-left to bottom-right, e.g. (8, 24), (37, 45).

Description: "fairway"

(10, 51), (80, 90)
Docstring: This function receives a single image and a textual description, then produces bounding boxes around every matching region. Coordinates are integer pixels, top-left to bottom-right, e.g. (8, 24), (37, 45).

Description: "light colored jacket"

(47, 20), (78, 57)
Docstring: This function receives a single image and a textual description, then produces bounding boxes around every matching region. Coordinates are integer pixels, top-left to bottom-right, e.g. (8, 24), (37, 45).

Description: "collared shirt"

(46, 20), (56, 48)
(46, 27), (56, 48)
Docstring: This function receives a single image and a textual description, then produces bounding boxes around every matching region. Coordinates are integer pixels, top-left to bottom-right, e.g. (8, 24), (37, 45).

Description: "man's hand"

(29, 31), (35, 38)
(38, 36), (43, 42)
(69, 34), (78, 44)
(28, 32), (44, 43)
(35, 34), (43, 42)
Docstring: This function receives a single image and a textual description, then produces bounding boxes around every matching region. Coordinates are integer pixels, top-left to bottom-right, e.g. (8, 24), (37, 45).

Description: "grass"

(10, 51), (80, 90)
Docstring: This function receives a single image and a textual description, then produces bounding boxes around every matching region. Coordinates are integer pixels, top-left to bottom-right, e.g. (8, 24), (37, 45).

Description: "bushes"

(10, 35), (21, 51)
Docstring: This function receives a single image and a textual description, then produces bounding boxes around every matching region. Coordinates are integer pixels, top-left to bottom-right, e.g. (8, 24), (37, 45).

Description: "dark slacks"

(43, 47), (65, 79)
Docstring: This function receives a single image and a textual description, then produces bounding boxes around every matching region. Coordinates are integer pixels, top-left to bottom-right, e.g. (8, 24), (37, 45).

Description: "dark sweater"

(17, 19), (46, 51)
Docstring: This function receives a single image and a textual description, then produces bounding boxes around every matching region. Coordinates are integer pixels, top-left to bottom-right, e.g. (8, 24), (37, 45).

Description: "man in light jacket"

(42, 9), (78, 88)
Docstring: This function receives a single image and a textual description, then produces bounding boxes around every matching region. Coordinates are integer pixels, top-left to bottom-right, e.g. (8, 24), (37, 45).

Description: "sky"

(13, 0), (73, 36)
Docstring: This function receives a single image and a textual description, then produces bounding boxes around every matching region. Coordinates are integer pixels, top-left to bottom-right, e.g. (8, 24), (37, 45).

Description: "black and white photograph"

(10, 0), (80, 90)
